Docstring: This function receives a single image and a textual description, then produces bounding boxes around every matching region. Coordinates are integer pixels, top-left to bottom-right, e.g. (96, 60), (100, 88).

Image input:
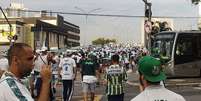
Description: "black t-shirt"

(80, 59), (98, 76)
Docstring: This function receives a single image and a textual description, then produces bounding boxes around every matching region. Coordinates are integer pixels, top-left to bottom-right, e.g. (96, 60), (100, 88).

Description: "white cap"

(35, 49), (42, 53)
(41, 47), (48, 51)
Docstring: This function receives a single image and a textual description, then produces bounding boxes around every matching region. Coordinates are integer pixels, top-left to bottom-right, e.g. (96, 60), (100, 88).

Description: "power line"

(3, 8), (201, 19)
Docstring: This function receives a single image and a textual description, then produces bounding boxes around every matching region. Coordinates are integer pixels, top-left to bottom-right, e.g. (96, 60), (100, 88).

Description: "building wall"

(1, 4), (80, 51)
(40, 31), (47, 48)
(41, 20), (57, 26)
(49, 32), (58, 48)
(59, 35), (65, 48)
(24, 25), (34, 48)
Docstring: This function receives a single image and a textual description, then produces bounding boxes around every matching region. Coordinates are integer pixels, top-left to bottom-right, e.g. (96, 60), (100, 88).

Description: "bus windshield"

(151, 32), (175, 62)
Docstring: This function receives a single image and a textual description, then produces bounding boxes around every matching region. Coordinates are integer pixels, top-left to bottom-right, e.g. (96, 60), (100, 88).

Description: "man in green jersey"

(104, 54), (127, 101)
(80, 53), (99, 101)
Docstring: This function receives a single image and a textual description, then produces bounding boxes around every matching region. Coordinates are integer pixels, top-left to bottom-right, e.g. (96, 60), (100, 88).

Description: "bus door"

(174, 33), (200, 77)
(193, 34), (201, 77)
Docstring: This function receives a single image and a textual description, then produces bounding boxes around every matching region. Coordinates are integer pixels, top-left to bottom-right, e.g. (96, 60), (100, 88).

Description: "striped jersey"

(105, 64), (127, 95)
(0, 72), (34, 101)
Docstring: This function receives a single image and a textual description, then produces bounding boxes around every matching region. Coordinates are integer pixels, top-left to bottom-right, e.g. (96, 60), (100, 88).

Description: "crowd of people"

(0, 43), (186, 101)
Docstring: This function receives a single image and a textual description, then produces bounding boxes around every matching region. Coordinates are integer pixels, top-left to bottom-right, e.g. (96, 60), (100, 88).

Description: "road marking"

(193, 87), (201, 90)
(126, 81), (139, 86)
(68, 94), (103, 101)
(167, 82), (201, 86)
(167, 79), (186, 82)
(127, 81), (201, 87)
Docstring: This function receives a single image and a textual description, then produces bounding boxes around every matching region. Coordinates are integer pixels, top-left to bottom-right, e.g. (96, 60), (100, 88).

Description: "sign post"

(142, 0), (152, 50)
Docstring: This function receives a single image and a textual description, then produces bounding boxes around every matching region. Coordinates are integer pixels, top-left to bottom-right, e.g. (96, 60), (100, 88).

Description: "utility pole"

(143, 0), (152, 21)
(142, 0), (152, 50)
(74, 7), (101, 46)
(0, 6), (15, 47)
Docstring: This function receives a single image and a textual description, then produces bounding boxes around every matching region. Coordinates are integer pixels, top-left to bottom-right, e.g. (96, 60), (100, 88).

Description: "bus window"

(194, 35), (201, 59)
(152, 33), (175, 63)
(152, 31), (201, 77)
(175, 35), (193, 64)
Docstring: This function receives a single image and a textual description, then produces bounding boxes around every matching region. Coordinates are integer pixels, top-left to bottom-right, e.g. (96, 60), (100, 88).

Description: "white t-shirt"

(130, 85), (186, 101)
(0, 72), (34, 101)
(71, 55), (81, 63)
(34, 55), (48, 72)
(0, 57), (9, 71)
(59, 57), (76, 80)
(52, 56), (60, 74)
(75, 55), (81, 63)
(124, 57), (129, 63)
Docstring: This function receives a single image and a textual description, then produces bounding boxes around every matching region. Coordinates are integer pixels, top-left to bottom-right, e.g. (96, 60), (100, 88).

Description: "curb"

(165, 83), (201, 87)
(126, 81), (201, 87)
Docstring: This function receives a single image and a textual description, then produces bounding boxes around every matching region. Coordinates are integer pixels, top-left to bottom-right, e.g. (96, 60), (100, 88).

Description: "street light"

(74, 6), (101, 23)
(74, 7), (101, 45)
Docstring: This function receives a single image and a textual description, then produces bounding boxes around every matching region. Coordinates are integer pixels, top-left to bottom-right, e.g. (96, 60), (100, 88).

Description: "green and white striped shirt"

(0, 72), (33, 101)
(105, 64), (127, 95)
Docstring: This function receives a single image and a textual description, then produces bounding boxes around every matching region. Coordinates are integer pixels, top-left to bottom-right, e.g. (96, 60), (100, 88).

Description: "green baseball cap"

(138, 56), (166, 82)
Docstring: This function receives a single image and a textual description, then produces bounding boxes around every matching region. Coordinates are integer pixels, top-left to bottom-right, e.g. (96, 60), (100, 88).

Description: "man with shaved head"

(0, 43), (52, 101)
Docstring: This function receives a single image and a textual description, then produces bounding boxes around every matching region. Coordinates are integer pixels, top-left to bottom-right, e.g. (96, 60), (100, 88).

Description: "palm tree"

(192, 0), (201, 5)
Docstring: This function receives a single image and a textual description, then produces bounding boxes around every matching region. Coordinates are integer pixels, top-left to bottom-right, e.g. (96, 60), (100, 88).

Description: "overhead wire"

(3, 8), (200, 19)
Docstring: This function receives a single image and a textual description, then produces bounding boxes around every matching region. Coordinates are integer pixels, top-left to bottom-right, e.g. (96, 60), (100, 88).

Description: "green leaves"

(92, 37), (117, 45)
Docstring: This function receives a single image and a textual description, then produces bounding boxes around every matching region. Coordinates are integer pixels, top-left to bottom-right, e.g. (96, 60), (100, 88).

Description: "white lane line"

(73, 94), (103, 101)
(126, 81), (139, 86)
(169, 83), (201, 86)
(127, 81), (201, 87)
(193, 87), (201, 90)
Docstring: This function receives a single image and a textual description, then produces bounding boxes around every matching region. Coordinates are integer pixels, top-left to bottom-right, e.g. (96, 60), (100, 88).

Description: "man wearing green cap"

(131, 56), (186, 101)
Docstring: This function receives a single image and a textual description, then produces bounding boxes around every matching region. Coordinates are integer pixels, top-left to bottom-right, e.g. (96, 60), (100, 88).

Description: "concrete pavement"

(55, 71), (201, 101)
(55, 71), (140, 101)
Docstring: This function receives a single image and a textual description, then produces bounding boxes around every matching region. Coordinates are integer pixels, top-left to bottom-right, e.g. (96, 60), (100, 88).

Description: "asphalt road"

(55, 71), (201, 101)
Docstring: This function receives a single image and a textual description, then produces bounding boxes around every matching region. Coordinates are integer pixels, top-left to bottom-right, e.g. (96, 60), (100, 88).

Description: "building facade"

(31, 15), (80, 50)
(0, 2), (80, 51)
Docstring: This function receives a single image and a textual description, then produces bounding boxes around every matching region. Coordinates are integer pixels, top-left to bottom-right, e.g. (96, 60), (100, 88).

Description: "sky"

(0, 0), (199, 45)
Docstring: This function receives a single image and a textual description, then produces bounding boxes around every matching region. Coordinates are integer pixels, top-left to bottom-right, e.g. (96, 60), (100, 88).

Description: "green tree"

(92, 37), (117, 45)
(192, 0), (201, 30)
(192, 0), (200, 5)
(111, 39), (117, 43)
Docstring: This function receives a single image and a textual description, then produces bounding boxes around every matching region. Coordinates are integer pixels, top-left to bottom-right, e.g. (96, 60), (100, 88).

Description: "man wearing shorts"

(80, 53), (99, 101)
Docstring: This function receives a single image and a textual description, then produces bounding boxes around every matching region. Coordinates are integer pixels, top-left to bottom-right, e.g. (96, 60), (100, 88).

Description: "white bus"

(151, 31), (201, 77)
